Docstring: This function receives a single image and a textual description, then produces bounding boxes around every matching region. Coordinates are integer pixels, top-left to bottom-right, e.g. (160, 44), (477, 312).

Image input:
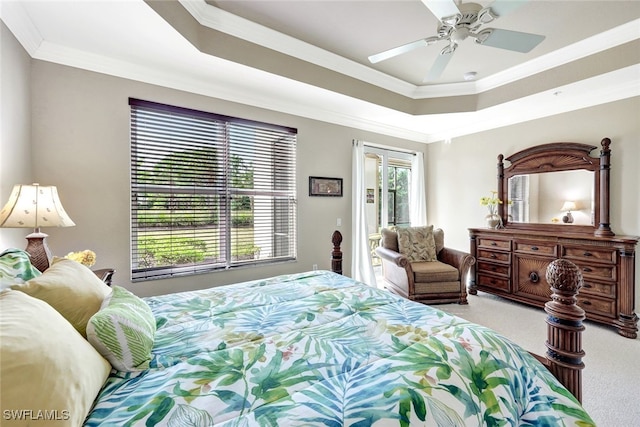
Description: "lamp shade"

(0, 184), (75, 229)
(560, 201), (576, 212)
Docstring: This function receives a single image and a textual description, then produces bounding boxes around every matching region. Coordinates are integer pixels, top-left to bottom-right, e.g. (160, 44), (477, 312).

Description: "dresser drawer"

(478, 238), (511, 250)
(562, 246), (616, 264)
(572, 261), (616, 281)
(477, 261), (510, 277)
(580, 280), (616, 299)
(515, 241), (557, 256)
(477, 249), (510, 263)
(514, 255), (552, 302)
(477, 274), (510, 292)
(577, 295), (616, 318)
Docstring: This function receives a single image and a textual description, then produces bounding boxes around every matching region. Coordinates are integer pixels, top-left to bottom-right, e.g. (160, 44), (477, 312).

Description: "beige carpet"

(437, 291), (640, 427)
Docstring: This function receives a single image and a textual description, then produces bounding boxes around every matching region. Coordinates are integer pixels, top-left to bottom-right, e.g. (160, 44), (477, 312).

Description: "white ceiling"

(2, 0), (640, 143)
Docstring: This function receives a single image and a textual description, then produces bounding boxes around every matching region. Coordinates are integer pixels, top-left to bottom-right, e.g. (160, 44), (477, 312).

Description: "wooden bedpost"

(544, 259), (585, 402)
(331, 230), (343, 275)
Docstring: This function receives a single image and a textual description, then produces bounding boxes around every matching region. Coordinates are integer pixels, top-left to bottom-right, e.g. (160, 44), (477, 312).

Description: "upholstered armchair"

(375, 226), (475, 305)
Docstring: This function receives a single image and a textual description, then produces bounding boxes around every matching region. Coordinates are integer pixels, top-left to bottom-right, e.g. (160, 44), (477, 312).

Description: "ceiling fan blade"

(420, 0), (460, 21)
(368, 39), (429, 64)
(488, 0), (528, 17)
(424, 50), (454, 82)
(479, 28), (545, 53)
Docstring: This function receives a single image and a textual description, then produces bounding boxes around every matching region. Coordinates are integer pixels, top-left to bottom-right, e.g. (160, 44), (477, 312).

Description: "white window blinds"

(129, 99), (297, 281)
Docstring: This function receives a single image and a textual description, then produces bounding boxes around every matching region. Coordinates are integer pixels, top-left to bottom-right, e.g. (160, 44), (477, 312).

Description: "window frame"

(129, 98), (297, 281)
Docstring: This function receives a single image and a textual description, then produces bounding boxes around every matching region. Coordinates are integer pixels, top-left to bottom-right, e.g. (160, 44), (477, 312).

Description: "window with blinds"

(508, 174), (529, 223)
(129, 99), (297, 281)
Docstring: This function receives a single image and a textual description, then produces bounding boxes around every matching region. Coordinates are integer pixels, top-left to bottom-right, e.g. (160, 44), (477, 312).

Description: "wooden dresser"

(470, 139), (638, 338)
(468, 228), (638, 338)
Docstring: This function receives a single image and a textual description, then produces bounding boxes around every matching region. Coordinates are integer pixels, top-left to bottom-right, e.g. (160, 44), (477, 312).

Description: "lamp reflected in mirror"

(561, 201), (577, 224)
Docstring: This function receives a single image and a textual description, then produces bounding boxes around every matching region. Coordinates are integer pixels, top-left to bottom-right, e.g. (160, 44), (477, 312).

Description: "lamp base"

(25, 230), (52, 272)
(562, 212), (574, 224)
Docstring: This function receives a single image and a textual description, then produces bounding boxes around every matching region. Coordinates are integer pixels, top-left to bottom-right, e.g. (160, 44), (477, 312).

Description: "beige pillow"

(11, 258), (112, 337)
(396, 225), (437, 262)
(433, 228), (445, 254)
(380, 228), (399, 252)
(0, 289), (111, 427)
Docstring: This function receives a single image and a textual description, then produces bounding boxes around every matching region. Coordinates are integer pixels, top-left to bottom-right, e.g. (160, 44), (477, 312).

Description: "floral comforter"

(85, 270), (594, 426)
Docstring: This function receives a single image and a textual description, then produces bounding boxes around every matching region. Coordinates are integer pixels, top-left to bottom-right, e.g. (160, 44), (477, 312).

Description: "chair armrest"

(438, 247), (475, 278)
(375, 246), (409, 267)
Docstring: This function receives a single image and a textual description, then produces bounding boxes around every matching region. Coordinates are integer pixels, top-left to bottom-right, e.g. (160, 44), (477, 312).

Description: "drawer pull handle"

(530, 246), (538, 251)
(583, 267), (593, 273)
(491, 267), (497, 271)
(529, 272), (540, 283)
(491, 242), (497, 246)
(581, 300), (592, 306)
(490, 280), (496, 284)
(490, 254), (497, 259)
(583, 252), (592, 257)
(583, 283), (592, 288)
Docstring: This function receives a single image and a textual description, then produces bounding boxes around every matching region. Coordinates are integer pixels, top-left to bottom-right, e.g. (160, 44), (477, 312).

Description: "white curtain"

(351, 140), (376, 286)
(410, 152), (427, 226)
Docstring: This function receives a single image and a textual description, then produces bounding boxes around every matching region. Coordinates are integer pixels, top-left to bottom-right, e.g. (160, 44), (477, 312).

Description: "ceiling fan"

(368, 0), (545, 82)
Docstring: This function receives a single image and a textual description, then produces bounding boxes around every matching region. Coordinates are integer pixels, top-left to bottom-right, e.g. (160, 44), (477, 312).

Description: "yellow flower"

(480, 191), (503, 215)
(65, 250), (97, 267)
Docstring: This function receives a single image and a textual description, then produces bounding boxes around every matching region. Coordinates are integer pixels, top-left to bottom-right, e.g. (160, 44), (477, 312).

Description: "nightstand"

(93, 268), (115, 286)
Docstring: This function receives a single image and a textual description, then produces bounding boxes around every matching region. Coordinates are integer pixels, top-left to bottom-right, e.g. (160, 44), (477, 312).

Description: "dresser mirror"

(507, 170), (595, 225)
(497, 139), (613, 237)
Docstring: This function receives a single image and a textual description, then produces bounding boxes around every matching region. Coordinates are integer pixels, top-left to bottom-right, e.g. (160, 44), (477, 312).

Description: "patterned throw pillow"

(0, 249), (41, 290)
(396, 225), (437, 262)
(87, 286), (156, 372)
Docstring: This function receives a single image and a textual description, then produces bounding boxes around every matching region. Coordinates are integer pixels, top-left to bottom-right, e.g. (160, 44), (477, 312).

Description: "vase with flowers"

(480, 191), (503, 229)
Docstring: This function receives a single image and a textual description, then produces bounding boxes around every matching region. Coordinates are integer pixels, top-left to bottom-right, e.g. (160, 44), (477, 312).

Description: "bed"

(0, 235), (594, 426)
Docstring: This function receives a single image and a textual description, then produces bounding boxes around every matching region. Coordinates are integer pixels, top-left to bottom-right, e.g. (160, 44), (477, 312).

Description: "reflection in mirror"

(507, 170), (594, 225)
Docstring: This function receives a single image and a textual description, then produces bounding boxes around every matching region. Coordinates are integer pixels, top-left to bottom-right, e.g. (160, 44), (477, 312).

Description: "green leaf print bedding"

(84, 270), (594, 426)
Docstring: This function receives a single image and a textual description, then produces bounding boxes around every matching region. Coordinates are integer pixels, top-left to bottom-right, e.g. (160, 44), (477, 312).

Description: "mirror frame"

(498, 138), (614, 237)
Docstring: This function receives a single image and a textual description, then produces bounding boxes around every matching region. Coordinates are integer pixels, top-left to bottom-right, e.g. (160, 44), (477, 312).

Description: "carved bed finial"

(331, 230), (343, 275)
(544, 259), (585, 402)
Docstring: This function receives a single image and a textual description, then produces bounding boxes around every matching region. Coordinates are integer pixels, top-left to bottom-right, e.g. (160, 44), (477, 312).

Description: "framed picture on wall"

(366, 188), (375, 203)
(309, 176), (343, 197)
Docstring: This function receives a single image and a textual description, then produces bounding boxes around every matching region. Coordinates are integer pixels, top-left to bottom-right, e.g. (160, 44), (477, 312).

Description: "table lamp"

(0, 183), (75, 272)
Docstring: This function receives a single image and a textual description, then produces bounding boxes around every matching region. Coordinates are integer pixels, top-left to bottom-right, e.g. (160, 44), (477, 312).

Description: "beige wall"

(426, 96), (640, 307)
(0, 23), (32, 248)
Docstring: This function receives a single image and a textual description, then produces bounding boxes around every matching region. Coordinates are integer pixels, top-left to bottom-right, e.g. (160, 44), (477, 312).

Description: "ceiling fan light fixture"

(451, 27), (471, 43)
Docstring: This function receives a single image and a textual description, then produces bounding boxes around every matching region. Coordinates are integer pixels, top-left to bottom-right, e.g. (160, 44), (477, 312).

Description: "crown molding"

(180, 0), (418, 97)
(0, 1), (43, 56)
(476, 18), (640, 94)
(183, 0), (640, 100)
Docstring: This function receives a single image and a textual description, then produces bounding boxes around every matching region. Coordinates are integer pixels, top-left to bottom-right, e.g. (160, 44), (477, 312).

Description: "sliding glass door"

(364, 147), (413, 265)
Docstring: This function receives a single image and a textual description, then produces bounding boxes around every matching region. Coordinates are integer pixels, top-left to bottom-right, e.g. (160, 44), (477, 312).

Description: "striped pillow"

(86, 286), (156, 371)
